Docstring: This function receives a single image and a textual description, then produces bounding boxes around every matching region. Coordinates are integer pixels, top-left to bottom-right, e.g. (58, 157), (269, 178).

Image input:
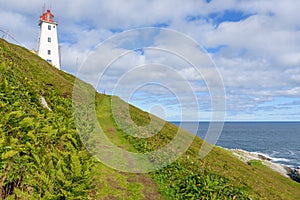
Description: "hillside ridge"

(1, 39), (300, 199)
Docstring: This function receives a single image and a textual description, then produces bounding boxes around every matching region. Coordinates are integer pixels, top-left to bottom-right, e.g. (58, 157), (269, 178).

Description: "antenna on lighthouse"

(42, 3), (46, 13)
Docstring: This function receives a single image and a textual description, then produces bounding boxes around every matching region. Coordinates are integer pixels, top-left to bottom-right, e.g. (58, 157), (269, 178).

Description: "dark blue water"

(171, 122), (300, 168)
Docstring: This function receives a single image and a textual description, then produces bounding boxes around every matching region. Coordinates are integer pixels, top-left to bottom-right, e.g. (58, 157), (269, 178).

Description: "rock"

(40, 96), (52, 111)
(294, 169), (300, 180)
(289, 168), (300, 183)
(258, 154), (272, 161)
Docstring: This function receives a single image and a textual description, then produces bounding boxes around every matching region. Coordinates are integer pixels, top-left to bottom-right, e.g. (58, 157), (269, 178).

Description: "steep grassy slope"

(0, 39), (300, 199)
(0, 40), (93, 199)
(0, 39), (159, 199)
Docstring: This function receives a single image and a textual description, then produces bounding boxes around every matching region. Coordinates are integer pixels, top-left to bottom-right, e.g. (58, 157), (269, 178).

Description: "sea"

(171, 122), (300, 169)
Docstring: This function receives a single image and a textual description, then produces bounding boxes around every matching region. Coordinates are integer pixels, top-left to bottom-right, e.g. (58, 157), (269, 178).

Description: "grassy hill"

(0, 38), (300, 199)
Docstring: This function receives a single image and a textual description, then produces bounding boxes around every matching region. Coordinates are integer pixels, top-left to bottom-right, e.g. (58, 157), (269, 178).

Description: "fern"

(71, 153), (82, 178)
(0, 42), (94, 199)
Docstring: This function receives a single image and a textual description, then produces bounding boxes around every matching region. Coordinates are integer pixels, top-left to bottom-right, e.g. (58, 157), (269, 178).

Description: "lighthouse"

(38, 9), (60, 69)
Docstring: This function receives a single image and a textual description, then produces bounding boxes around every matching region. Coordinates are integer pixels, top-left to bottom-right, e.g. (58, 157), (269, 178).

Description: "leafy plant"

(0, 42), (93, 199)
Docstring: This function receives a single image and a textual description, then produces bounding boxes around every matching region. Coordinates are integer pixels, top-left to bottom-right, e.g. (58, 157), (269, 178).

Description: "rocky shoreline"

(230, 149), (300, 183)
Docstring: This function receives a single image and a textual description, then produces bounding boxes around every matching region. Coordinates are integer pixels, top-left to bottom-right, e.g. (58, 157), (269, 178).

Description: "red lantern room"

(40, 9), (55, 23)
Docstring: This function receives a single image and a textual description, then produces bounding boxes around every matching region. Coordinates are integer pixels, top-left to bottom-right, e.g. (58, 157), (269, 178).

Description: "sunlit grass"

(1, 38), (300, 199)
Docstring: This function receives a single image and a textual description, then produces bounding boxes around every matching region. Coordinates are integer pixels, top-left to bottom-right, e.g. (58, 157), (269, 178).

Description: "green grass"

(1, 38), (300, 199)
(247, 160), (264, 167)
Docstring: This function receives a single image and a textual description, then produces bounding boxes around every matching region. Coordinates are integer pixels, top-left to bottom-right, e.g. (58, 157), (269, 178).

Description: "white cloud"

(1, 0), (299, 120)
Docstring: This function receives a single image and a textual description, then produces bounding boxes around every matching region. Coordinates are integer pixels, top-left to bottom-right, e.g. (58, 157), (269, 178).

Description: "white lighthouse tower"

(38, 9), (60, 69)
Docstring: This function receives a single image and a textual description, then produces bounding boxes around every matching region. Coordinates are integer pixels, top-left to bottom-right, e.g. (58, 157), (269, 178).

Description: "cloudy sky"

(1, 0), (300, 121)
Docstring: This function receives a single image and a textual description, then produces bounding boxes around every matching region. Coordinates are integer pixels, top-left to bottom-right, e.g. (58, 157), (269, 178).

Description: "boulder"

(257, 154), (272, 161)
(289, 167), (300, 182)
(294, 168), (300, 180)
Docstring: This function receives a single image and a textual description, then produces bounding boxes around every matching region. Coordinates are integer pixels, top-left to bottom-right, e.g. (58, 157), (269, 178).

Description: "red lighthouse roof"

(40, 9), (56, 23)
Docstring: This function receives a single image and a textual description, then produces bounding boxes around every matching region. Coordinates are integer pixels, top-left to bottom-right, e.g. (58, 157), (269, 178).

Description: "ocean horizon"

(170, 121), (300, 169)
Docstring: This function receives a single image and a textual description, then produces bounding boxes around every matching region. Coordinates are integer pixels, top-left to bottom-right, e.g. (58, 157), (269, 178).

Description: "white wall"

(38, 21), (60, 69)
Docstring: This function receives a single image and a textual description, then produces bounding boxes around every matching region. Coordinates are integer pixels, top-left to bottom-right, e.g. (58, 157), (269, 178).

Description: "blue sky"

(0, 0), (300, 121)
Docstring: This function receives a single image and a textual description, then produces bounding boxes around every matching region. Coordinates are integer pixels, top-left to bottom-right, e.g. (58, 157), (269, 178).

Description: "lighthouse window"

(48, 50), (51, 55)
(48, 37), (51, 42)
(48, 25), (51, 30)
